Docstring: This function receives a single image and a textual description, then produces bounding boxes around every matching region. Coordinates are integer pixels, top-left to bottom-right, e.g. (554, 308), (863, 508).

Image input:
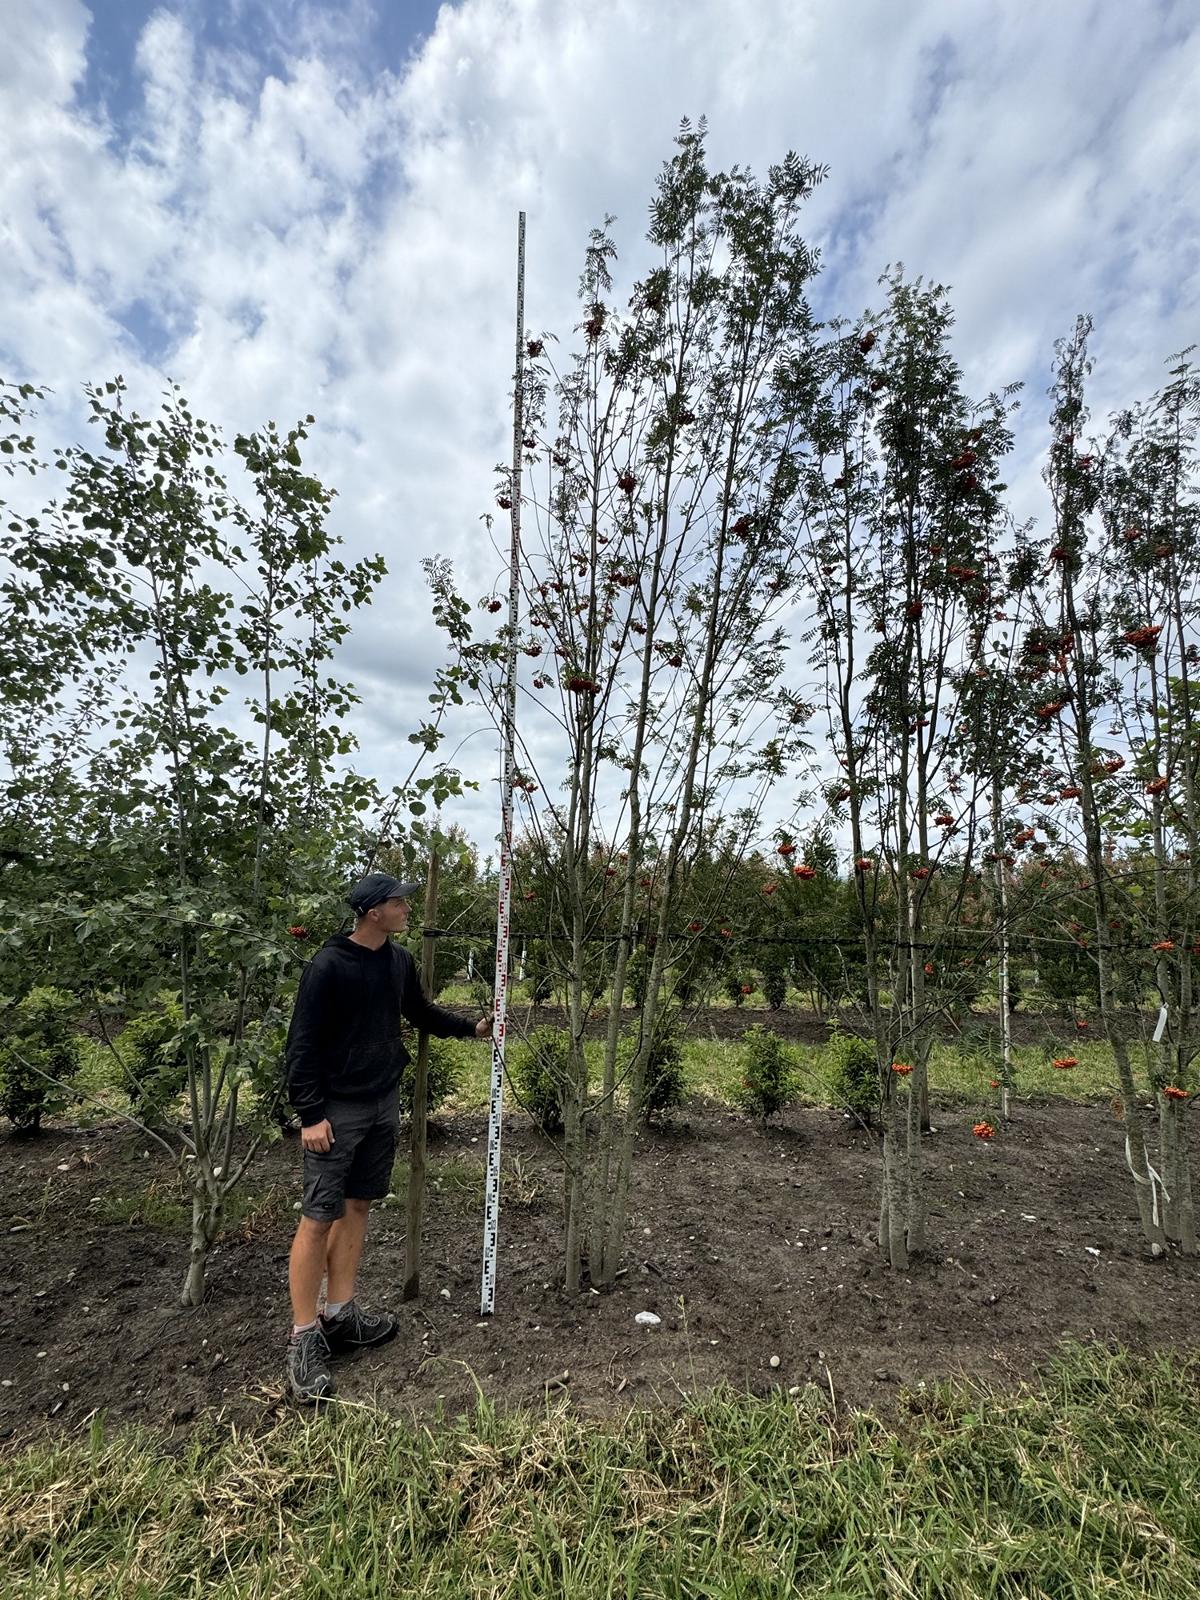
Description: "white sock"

(291, 1318), (318, 1338)
(323, 1299), (350, 1319)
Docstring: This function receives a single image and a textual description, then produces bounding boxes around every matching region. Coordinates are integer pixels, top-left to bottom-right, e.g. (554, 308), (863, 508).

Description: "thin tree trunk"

(591, 512), (661, 1281)
(562, 1092), (584, 1294)
(992, 788), (1014, 1120)
(1059, 522), (1166, 1255)
(404, 851), (439, 1301)
(1174, 1105), (1197, 1255)
(882, 1107), (909, 1271)
(905, 1056), (927, 1255)
(181, 1183), (223, 1306)
(1159, 1095), (1180, 1244)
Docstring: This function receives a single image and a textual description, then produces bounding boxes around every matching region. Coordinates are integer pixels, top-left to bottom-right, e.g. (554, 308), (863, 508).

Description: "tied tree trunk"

(992, 787), (1015, 1121)
(1044, 316), (1166, 1255)
(1121, 356), (1200, 1256)
(1073, 615), (1165, 1255)
(1170, 1104), (1197, 1253)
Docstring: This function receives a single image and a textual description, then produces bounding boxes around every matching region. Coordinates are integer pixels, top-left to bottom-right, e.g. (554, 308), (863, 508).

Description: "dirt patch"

(1, 1097), (1197, 1443)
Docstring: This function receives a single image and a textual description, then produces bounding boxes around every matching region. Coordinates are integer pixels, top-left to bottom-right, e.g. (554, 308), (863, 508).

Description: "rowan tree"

(796, 270), (1018, 1268)
(456, 124), (825, 1289)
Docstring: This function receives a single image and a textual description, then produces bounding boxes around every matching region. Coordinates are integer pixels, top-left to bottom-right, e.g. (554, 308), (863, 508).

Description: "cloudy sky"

(2, 0), (1197, 848)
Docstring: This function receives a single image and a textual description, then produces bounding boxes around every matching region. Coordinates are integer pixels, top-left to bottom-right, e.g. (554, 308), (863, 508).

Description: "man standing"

(285, 871), (490, 1402)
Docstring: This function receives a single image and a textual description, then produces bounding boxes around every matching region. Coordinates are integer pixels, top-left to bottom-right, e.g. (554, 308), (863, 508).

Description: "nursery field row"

(63, 1025), (1134, 1133)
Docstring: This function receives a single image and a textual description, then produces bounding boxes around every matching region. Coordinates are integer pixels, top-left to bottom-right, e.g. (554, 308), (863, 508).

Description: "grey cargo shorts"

(301, 1087), (400, 1221)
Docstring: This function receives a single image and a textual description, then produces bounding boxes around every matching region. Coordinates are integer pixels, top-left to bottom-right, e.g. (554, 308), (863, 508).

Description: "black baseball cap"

(346, 872), (421, 914)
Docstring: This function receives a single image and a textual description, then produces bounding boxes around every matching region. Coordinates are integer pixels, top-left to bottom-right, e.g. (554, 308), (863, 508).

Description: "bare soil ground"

(2, 1089), (1198, 1445)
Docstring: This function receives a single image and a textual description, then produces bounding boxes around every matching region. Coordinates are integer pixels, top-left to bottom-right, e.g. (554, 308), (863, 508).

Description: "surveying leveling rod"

(480, 211), (526, 1316)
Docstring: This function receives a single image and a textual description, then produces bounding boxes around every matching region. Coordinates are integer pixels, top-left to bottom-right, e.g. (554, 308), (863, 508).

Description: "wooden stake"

(403, 849), (440, 1301)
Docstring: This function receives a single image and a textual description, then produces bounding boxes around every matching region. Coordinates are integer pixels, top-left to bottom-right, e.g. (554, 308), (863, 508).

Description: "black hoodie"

(285, 933), (477, 1127)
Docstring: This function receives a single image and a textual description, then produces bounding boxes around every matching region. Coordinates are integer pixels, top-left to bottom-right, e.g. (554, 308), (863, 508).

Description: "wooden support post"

(403, 850), (440, 1301)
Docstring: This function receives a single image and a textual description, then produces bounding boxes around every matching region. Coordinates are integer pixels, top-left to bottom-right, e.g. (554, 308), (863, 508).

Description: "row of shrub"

(404, 1024), (878, 1129)
(1, 989), (881, 1134)
(0, 988), (83, 1131)
(0, 989), (195, 1133)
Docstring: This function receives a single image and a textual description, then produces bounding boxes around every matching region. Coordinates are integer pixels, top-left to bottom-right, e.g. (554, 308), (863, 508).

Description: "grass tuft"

(2, 1344), (1199, 1597)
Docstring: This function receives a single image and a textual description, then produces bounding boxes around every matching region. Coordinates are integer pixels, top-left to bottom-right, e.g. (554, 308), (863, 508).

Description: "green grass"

(387, 1154), (486, 1210)
(94, 1177), (296, 1234)
(926, 1037), (1117, 1102)
(439, 1032), (1122, 1118)
(60, 1014), (1126, 1136)
(683, 1035), (1118, 1113)
(3, 1343), (1199, 1597)
(84, 1154), (489, 1234)
(70, 1036), (133, 1128)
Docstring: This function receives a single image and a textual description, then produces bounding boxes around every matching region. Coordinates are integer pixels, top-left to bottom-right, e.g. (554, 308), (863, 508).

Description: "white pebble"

(439, 1288), (451, 1300)
(634, 1311), (661, 1326)
(769, 1355), (781, 1369)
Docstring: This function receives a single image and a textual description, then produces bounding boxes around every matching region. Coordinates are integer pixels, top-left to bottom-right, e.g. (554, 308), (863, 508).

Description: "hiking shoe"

(319, 1299), (398, 1353)
(287, 1325), (335, 1403)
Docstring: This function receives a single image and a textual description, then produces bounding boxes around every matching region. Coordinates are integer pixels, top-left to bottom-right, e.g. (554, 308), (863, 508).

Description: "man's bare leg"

(289, 1216), (333, 1328)
(325, 1198), (371, 1307)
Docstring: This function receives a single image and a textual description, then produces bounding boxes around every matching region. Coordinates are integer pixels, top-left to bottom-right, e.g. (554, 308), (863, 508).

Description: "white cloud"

(1, 0), (1197, 846)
